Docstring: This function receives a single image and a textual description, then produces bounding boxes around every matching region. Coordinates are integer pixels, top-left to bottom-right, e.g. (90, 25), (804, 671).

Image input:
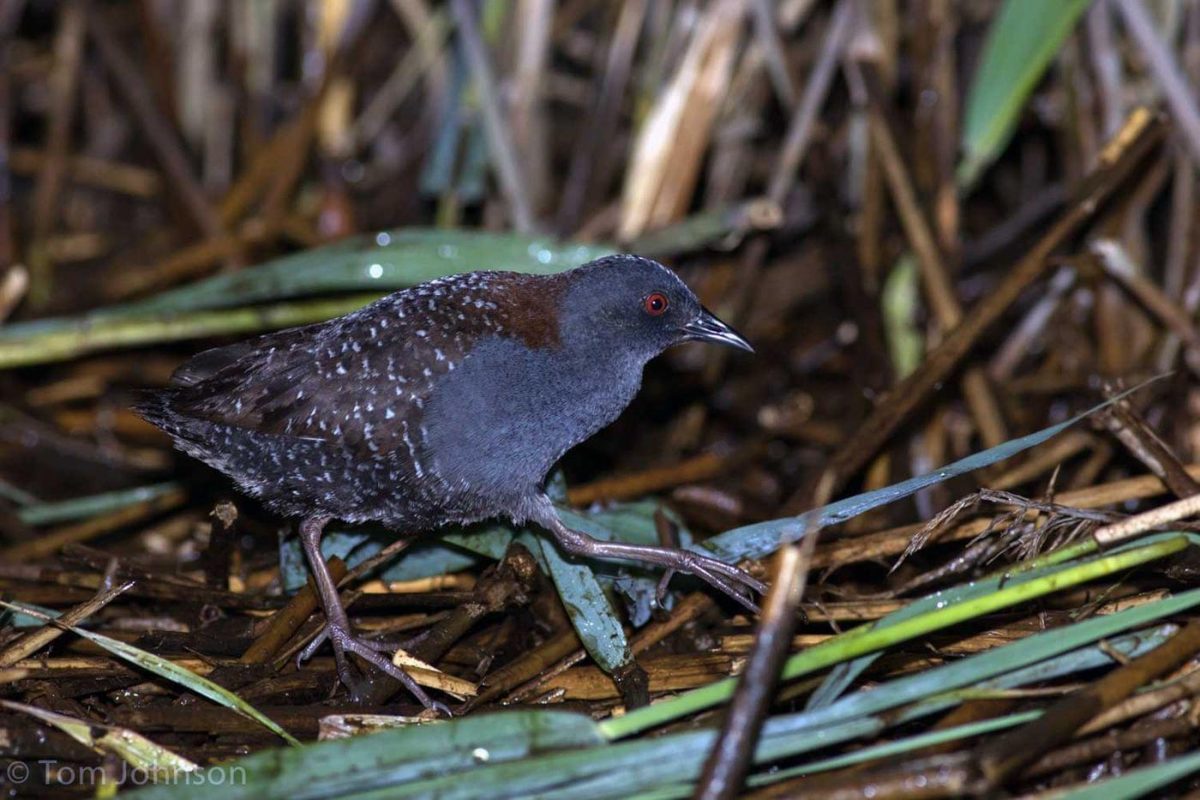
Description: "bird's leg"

(297, 516), (446, 712)
(532, 503), (766, 613)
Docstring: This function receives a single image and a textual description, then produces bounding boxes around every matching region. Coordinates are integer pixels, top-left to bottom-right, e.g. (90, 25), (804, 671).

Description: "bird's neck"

(557, 325), (656, 380)
(549, 332), (649, 438)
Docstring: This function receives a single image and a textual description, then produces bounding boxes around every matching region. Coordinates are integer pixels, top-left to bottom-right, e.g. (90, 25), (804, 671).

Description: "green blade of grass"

(17, 482), (182, 526)
(448, 523), (635, 676)
(1058, 748), (1200, 800)
(0, 700), (199, 778)
(0, 598), (65, 628)
(442, 501), (687, 674)
(123, 569), (1200, 799)
(279, 528), (483, 593)
(437, 542), (1200, 799)
(804, 521), (1118, 712)
(882, 254), (923, 378)
(0, 294), (383, 369)
(127, 710), (602, 800)
(958, 0), (1092, 187)
(701, 381), (1156, 562)
(26, 229), (614, 323)
(747, 561), (1199, 740)
(282, 498), (674, 593)
(747, 710), (1043, 794)
(510, 503), (693, 674)
(0, 600), (301, 746)
(370, 597), (1198, 799)
(600, 534), (1191, 738)
(646, 707), (1047, 797)
(0, 230), (614, 369)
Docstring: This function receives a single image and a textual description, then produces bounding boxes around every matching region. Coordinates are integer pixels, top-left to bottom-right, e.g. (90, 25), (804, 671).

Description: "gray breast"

(421, 337), (644, 503)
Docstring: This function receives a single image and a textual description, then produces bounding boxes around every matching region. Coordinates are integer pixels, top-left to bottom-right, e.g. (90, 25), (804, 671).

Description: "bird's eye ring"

(643, 292), (669, 316)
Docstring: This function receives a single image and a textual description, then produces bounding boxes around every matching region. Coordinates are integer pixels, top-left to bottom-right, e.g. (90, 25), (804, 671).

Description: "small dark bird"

(136, 254), (762, 706)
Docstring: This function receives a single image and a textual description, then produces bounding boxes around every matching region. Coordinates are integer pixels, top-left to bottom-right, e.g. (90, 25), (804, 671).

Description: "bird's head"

(559, 254), (753, 361)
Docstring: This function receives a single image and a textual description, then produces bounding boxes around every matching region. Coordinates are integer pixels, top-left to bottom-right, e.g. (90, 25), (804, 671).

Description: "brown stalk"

(107, 215), (294, 299)
(1093, 238), (1200, 378)
(1077, 663), (1200, 736)
(557, 0), (648, 235)
(852, 57), (1008, 450)
(1025, 715), (1196, 779)
(471, 627), (580, 707)
(450, 0), (536, 233)
(0, 580), (132, 667)
(543, 652), (751, 702)
(87, 7), (226, 244)
(27, 0), (86, 307)
(1114, 0), (1200, 167)
(749, 0), (796, 110)
(218, 108), (319, 228)
(0, 561), (275, 611)
(788, 108), (1165, 510)
(988, 266), (1077, 382)
(239, 558), (349, 665)
(619, 0), (746, 240)
(352, 7), (449, 150)
(1093, 491), (1200, 549)
(567, 451), (733, 506)
(500, 591), (717, 706)
(0, 265), (28, 322)
(988, 429), (1096, 491)
(10, 147), (161, 197)
(704, 0), (854, 386)
(1098, 386), (1200, 500)
(815, 463), (1200, 570)
(694, 503), (822, 800)
(976, 620), (1200, 788)
(509, 0), (554, 212)
(407, 543), (537, 665)
(0, 1), (25, 273)
(217, 5), (370, 235)
(0, 487), (187, 562)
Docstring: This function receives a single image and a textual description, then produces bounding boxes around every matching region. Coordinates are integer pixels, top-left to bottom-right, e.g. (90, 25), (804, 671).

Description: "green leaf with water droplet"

(0, 230), (613, 369)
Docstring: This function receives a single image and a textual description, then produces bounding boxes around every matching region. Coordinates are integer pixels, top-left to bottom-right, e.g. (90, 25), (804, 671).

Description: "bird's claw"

(674, 552), (765, 614)
(298, 622), (450, 714)
(296, 625), (330, 669)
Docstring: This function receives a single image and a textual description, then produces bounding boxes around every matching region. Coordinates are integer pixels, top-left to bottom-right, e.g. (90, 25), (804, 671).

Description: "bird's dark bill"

(682, 308), (754, 352)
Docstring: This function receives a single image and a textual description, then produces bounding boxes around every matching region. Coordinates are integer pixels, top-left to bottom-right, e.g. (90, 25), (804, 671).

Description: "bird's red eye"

(643, 292), (669, 316)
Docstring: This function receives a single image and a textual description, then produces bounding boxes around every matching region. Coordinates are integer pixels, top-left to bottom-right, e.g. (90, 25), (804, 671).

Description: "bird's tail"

(133, 389), (247, 479)
(130, 388), (176, 431)
(132, 388), (345, 516)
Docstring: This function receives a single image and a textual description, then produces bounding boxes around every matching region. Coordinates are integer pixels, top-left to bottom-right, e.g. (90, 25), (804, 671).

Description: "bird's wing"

(164, 270), (563, 458)
(168, 325), (318, 387)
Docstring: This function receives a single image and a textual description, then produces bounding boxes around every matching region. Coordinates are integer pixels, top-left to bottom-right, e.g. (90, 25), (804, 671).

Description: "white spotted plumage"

(137, 268), (571, 526)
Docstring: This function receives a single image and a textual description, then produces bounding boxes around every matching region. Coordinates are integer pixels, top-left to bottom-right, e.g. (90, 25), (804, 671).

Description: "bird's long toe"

(329, 627), (447, 712)
(682, 553), (765, 614)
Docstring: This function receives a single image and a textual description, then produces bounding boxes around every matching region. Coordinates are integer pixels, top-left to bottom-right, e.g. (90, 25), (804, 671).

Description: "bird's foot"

(297, 624), (405, 665)
(297, 623), (451, 715)
(665, 550), (766, 614)
(546, 517), (767, 614)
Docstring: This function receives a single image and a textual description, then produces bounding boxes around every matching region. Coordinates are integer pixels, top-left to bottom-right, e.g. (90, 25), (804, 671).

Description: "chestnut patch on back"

(491, 272), (567, 349)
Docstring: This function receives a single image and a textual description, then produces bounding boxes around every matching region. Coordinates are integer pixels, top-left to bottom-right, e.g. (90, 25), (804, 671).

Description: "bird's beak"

(682, 307), (754, 353)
